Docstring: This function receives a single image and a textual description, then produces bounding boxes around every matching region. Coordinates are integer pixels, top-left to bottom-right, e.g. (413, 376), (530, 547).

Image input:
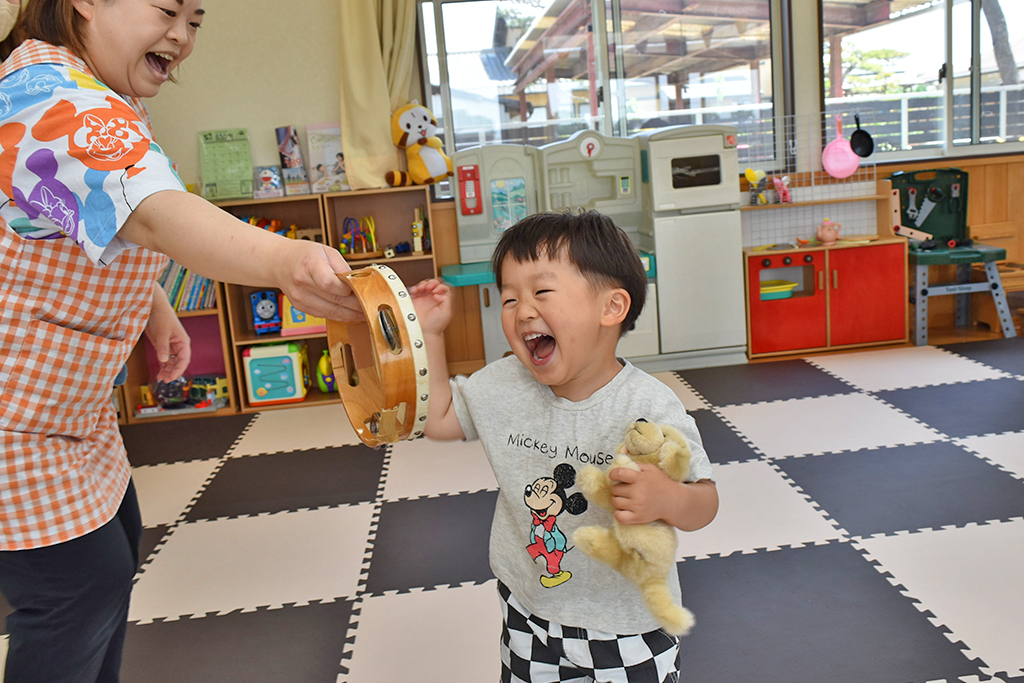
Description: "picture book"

(306, 123), (349, 193)
(275, 125), (310, 196)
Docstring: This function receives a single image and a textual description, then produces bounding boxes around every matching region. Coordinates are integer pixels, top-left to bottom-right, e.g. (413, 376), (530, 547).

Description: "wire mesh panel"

(739, 112), (879, 248)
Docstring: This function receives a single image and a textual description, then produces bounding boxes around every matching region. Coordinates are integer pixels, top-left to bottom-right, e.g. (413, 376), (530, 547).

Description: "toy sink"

(760, 279), (798, 300)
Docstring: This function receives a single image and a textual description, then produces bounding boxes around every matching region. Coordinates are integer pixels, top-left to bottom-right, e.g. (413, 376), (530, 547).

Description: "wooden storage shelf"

(176, 307), (219, 319)
(125, 187), (440, 421)
(123, 282), (237, 424)
(343, 251), (434, 267)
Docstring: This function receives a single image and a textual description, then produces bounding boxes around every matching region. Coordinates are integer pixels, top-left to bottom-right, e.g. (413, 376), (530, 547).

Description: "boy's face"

(74, 0), (204, 98)
(499, 253), (626, 400)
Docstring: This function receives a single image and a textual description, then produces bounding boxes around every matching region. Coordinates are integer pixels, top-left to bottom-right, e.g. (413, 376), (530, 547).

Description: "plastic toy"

(772, 175), (792, 203)
(822, 115), (860, 179)
(572, 419), (695, 636)
(250, 291), (282, 335)
(243, 342), (310, 406)
(151, 376), (191, 408)
(744, 168), (767, 205)
(412, 207), (425, 253)
(816, 219), (841, 246)
(316, 349), (336, 393)
(192, 374), (230, 401)
(280, 294), (327, 336)
(340, 216), (382, 260)
(383, 245), (396, 259)
(384, 101), (454, 187)
(325, 264), (430, 447)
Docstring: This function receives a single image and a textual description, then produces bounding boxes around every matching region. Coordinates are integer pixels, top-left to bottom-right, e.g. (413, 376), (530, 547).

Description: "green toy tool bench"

(890, 169), (1016, 345)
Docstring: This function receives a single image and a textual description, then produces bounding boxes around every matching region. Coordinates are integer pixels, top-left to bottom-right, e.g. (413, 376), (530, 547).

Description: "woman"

(0, 1), (359, 681)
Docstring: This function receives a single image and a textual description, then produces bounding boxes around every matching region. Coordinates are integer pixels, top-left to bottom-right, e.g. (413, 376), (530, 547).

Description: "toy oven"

(644, 129), (739, 212)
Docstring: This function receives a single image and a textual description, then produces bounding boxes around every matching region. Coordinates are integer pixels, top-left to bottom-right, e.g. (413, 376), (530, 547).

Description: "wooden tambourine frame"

(326, 264), (430, 447)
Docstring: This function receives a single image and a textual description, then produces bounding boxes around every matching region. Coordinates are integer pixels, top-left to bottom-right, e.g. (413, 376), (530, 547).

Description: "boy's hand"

(608, 463), (678, 525)
(409, 278), (453, 335)
(278, 242), (364, 322)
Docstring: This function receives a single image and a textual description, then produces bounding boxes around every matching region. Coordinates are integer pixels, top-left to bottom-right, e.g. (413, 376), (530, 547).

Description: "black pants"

(0, 480), (142, 683)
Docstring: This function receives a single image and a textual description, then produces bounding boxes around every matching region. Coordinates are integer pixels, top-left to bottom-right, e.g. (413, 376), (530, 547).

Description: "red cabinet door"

(748, 251), (827, 355)
(828, 243), (907, 347)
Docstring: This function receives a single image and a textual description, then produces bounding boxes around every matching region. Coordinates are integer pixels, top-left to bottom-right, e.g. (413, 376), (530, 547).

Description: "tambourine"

(326, 264), (430, 447)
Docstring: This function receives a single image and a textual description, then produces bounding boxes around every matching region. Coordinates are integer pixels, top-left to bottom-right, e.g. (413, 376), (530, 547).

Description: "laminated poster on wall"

(306, 123), (350, 193)
(198, 128), (253, 200)
(275, 125), (310, 196)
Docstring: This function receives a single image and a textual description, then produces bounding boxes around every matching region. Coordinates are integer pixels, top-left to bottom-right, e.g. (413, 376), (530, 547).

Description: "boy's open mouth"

(524, 332), (555, 364)
(146, 52), (173, 76)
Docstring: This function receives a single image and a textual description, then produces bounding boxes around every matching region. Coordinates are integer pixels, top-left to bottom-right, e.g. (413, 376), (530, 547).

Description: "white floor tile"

(717, 393), (942, 459)
(652, 372), (709, 412)
(956, 431), (1024, 481)
(809, 346), (1008, 392)
(383, 438), (497, 501)
(344, 581), (501, 683)
(132, 459), (222, 528)
(128, 505), (373, 624)
(230, 404), (361, 456)
(857, 518), (1024, 678)
(676, 461), (844, 560)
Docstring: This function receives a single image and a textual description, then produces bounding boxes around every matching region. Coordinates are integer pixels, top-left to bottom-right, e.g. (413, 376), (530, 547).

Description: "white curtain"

(339, 0), (419, 190)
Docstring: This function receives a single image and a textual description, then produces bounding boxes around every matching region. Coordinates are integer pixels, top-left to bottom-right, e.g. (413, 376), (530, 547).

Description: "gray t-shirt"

(450, 357), (715, 635)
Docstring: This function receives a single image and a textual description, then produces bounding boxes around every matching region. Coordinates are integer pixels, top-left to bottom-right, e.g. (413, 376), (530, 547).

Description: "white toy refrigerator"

(634, 125), (747, 361)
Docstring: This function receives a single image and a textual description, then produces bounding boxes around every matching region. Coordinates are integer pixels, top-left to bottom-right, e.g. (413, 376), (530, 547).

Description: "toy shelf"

(740, 194), (891, 211)
(124, 187), (442, 421)
(343, 251), (434, 267)
(123, 282), (237, 424)
(176, 307), (220, 319)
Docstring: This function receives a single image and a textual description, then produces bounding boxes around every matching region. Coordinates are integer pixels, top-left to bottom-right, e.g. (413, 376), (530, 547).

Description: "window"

(421, 0), (597, 152)
(822, 0), (1023, 156)
(421, 0), (780, 159)
(605, 1), (774, 138)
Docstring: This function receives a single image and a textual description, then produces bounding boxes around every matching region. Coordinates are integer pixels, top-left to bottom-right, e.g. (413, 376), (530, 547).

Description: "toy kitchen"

(442, 124), (748, 370)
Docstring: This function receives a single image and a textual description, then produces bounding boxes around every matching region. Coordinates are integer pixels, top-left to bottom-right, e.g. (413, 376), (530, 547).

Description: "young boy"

(410, 210), (718, 683)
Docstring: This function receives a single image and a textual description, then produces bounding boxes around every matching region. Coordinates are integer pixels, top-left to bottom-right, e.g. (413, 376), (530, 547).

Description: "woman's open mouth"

(524, 332), (555, 364)
(146, 52), (174, 77)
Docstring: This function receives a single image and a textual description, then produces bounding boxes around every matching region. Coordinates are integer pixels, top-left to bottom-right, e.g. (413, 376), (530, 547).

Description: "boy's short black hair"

(491, 210), (647, 337)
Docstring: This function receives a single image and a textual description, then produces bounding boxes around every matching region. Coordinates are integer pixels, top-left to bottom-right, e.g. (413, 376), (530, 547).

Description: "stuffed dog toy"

(573, 418), (695, 636)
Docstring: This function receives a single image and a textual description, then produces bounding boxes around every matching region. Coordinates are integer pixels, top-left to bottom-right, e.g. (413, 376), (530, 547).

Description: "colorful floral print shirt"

(0, 40), (184, 550)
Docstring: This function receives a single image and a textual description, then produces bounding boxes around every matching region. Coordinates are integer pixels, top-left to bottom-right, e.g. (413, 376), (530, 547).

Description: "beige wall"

(146, 0), (341, 188)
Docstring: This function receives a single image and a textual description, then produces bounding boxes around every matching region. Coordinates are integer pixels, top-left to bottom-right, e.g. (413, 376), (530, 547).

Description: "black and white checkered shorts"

(498, 582), (680, 683)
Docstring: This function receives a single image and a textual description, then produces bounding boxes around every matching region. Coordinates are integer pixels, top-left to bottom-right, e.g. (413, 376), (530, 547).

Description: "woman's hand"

(409, 278), (453, 336)
(275, 242), (364, 322)
(145, 285), (191, 382)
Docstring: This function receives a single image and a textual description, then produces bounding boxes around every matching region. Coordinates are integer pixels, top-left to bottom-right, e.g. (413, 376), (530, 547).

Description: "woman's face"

(73, 0), (205, 98)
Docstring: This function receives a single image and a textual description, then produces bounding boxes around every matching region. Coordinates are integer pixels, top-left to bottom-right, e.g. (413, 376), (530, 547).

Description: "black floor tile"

(121, 413), (255, 466)
(875, 377), (1024, 438)
(676, 360), (855, 407)
(776, 442), (1024, 537)
(121, 600), (354, 683)
(688, 409), (760, 464)
(940, 336), (1024, 376)
(184, 446), (385, 521)
(365, 491), (498, 595)
(676, 543), (982, 683)
(138, 525), (172, 568)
